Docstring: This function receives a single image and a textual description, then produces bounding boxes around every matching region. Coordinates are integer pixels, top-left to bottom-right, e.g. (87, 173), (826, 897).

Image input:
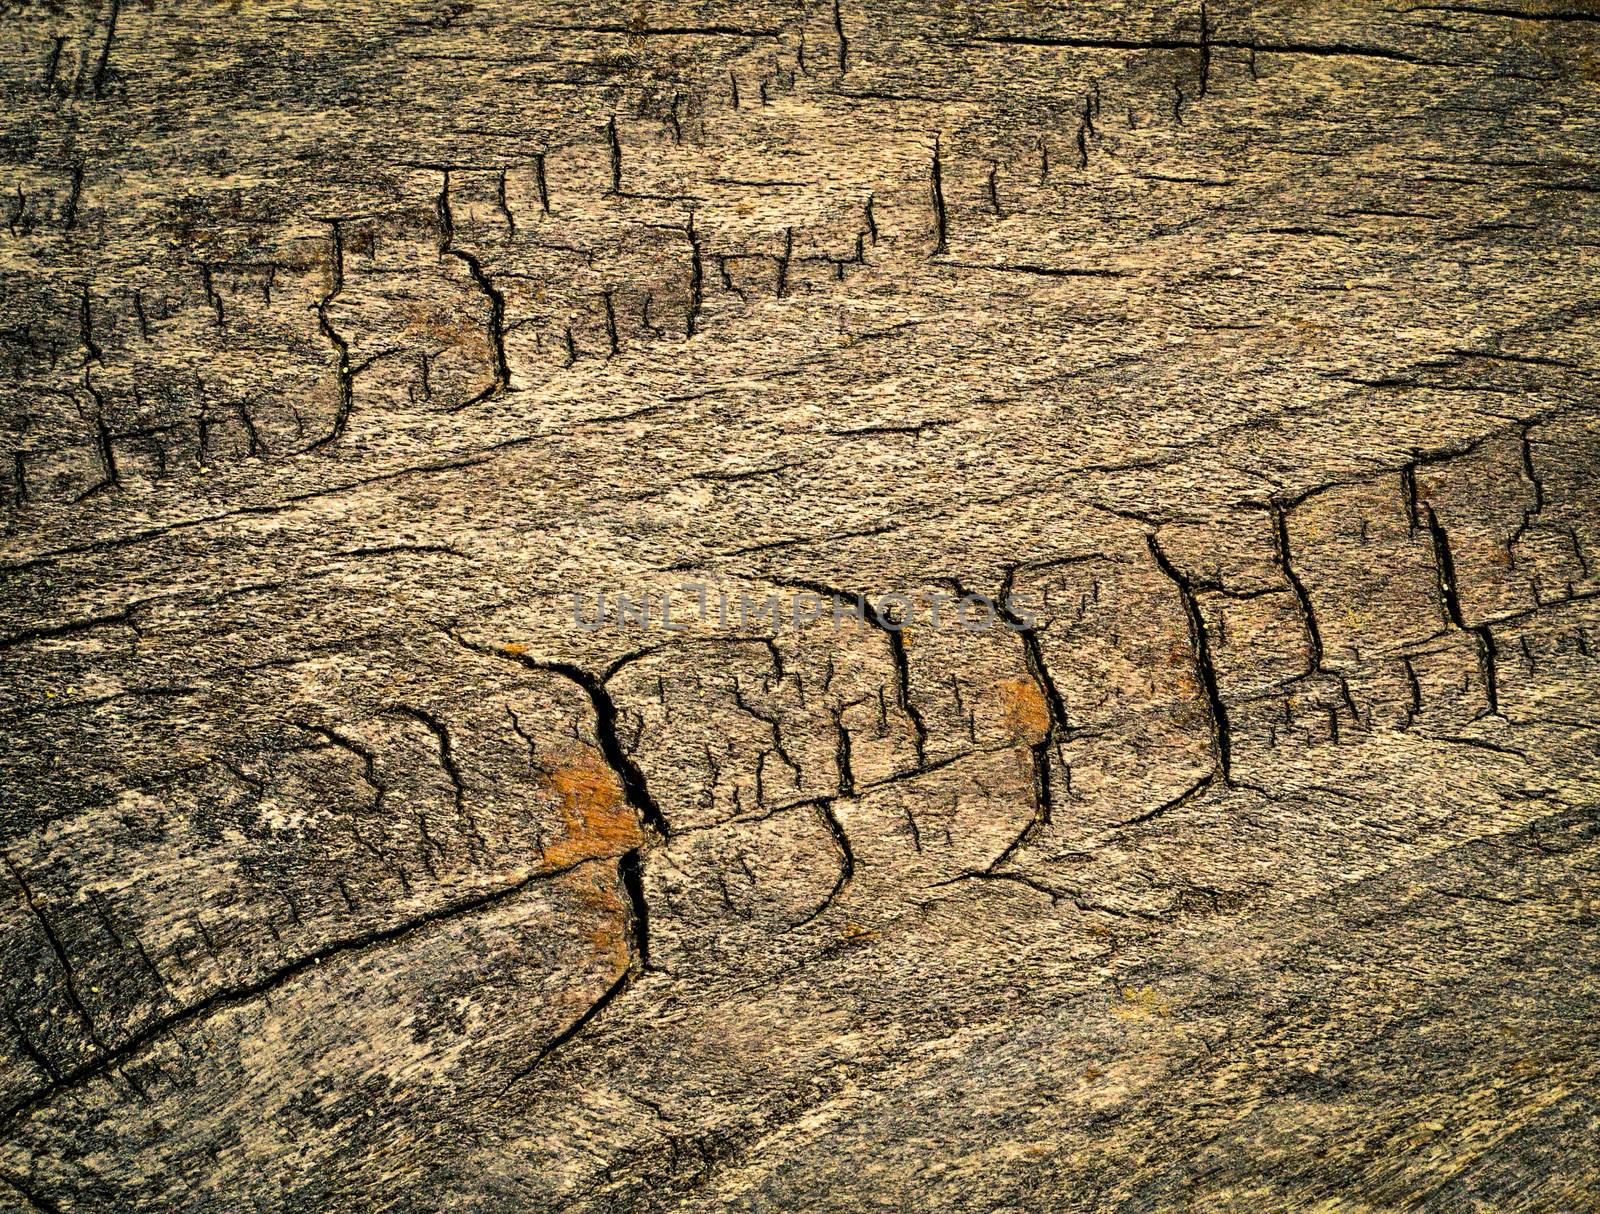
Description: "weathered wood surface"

(2, 0), (1599, 1209)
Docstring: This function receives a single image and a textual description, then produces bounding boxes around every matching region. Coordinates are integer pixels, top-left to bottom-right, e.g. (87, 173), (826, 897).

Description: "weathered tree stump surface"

(2, 1), (1599, 1209)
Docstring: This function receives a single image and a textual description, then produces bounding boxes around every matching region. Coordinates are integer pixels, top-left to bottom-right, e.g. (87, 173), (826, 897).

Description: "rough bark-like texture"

(2, 1), (1599, 1210)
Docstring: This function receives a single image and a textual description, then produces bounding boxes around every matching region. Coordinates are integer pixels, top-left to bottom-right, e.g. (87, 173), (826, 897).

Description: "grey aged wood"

(2, 0), (1599, 1209)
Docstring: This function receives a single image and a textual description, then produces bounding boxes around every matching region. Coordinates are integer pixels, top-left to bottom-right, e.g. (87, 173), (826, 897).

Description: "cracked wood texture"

(2, 0), (1600, 1209)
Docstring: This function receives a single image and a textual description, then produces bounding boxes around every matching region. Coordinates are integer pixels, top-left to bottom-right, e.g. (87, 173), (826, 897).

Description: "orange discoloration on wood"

(548, 853), (634, 979)
(999, 675), (1050, 744)
(400, 297), (493, 360)
(540, 744), (646, 869)
(562, 866), (632, 967)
